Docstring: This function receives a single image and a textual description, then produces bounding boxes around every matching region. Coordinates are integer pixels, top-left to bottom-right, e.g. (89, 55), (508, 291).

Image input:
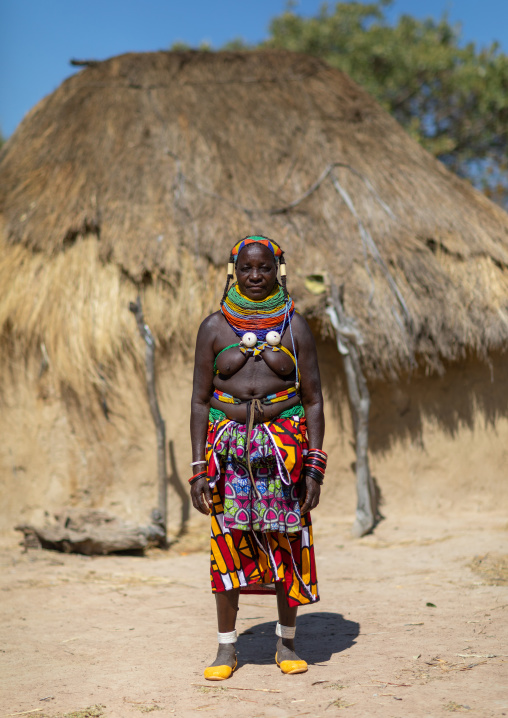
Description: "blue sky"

(1, 0), (507, 138)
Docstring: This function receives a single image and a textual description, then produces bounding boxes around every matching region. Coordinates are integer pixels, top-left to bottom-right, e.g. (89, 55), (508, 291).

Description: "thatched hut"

(1, 51), (508, 539)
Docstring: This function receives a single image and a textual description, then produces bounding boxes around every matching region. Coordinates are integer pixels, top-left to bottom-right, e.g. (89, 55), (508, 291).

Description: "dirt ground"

(1, 511), (507, 718)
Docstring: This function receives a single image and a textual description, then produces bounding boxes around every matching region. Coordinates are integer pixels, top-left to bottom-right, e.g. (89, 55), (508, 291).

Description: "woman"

(190, 236), (326, 680)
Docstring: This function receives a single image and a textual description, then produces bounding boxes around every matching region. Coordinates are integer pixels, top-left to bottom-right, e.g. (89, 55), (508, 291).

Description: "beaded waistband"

(209, 403), (305, 423)
(213, 387), (299, 406)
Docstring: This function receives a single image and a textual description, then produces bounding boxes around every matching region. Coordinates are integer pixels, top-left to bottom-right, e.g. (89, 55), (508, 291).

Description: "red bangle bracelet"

(188, 470), (207, 485)
(305, 468), (325, 477)
(307, 448), (327, 458)
(305, 455), (327, 465)
(305, 463), (325, 473)
(305, 457), (327, 469)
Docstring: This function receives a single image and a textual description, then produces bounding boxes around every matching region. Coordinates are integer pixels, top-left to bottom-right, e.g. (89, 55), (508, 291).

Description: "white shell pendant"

(266, 330), (281, 346)
(241, 332), (257, 348)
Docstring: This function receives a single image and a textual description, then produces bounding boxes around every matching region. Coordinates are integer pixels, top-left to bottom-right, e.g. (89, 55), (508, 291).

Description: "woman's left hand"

(300, 475), (321, 514)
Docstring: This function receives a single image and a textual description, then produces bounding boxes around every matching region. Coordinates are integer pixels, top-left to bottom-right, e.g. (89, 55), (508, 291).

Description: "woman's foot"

(275, 637), (308, 674)
(204, 643), (237, 681)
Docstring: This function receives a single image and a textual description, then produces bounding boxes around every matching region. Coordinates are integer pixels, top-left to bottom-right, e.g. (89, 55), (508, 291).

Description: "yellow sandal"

(204, 658), (238, 681)
(275, 652), (308, 675)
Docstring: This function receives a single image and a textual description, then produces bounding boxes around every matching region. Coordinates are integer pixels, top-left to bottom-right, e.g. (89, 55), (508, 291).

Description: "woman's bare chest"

(215, 339), (296, 379)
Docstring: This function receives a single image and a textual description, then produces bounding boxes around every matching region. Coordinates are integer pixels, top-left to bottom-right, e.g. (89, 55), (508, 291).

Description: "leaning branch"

(326, 283), (378, 537)
(129, 296), (168, 544)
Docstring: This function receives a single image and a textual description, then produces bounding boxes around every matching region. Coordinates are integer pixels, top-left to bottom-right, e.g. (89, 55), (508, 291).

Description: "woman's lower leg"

(275, 583), (301, 661)
(208, 589), (240, 669)
(216, 588), (240, 632)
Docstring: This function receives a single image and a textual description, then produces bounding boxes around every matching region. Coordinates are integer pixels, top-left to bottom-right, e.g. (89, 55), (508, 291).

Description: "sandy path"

(1, 513), (507, 718)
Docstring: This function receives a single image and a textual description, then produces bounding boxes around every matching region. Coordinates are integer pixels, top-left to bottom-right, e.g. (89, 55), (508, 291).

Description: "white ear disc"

(241, 332), (257, 348)
(266, 331), (281, 346)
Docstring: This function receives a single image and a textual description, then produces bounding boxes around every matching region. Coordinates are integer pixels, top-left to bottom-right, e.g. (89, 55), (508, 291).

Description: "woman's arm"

(292, 314), (325, 514)
(190, 314), (218, 515)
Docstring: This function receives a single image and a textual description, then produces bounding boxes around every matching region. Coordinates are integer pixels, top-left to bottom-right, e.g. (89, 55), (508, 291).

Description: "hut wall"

(319, 346), (508, 517)
(1, 348), (507, 539)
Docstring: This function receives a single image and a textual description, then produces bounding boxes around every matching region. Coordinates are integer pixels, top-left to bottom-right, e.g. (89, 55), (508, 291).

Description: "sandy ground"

(1, 512), (507, 718)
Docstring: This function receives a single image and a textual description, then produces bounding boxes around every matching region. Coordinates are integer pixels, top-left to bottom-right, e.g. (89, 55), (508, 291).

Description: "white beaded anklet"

(218, 630), (237, 644)
(275, 622), (296, 639)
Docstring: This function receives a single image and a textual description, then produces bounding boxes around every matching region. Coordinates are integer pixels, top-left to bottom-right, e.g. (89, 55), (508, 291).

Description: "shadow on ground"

(236, 611), (359, 667)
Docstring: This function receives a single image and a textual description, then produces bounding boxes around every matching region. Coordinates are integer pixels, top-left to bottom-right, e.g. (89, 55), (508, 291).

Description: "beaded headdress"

(231, 236), (283, 262)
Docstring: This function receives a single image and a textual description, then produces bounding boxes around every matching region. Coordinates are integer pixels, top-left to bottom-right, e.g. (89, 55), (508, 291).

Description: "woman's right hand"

(191, 477), (213, 515)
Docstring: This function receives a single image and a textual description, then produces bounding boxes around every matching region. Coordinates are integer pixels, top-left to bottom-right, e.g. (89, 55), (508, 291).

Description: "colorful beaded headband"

(231, 236), (283, 262)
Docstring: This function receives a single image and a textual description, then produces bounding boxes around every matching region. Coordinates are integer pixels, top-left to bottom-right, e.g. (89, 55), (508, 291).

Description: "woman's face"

(235, 243), (278, 301)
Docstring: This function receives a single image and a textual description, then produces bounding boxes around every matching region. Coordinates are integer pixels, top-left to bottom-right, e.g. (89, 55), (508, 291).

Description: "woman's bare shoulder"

(287, 311), (317, 357)
(199, 310), (222, 329)
(201, 310), (233, 331)
(291, 311), (313, 337)
(196, 311), (228, 341)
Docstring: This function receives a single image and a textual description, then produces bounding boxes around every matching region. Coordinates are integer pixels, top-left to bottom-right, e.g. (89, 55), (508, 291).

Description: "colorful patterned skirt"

(205, 415), (319, 607)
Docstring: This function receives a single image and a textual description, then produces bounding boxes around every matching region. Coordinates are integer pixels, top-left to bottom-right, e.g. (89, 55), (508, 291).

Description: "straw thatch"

(1, 49), (508, 397)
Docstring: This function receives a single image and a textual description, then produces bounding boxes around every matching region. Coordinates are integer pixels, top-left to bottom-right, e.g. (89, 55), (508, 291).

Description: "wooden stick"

(327, 284), (378, 537)
(168, 439), (190, 536)
(190, 684), (281, 693)
(129, 296), (167, 544)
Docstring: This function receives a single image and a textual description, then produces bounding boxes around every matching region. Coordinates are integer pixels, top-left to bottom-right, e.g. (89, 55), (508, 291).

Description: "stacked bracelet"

(188, 470), (207, 485)
(304, 449), (327, 485)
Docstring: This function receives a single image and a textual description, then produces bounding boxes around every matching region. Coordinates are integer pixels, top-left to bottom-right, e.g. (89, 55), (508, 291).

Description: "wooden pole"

(168, 439), (190, 537)
(326, 283), (378, 537)
(129, 296), (167, 545)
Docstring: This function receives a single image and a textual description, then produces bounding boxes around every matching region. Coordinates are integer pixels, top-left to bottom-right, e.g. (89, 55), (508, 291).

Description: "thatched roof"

(1, 50), (508, 389)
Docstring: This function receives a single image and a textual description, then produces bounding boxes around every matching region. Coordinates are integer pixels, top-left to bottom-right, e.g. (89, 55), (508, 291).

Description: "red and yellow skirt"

(206, 416), (319, 607)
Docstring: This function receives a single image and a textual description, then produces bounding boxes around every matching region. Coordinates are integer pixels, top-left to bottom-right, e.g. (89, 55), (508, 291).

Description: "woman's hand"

(300, 474), (321, 515)
(191, 477), (213, 515)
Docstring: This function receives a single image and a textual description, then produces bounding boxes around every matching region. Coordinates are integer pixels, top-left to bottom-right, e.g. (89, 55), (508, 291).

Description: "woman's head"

(221, 235), (288, 305)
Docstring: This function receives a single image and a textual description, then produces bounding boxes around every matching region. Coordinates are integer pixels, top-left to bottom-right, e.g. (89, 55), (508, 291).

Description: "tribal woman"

(190, 236), (326, 680)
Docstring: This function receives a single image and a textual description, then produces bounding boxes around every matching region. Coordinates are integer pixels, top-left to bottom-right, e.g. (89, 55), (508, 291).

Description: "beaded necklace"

(221, 283), (295, 341)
